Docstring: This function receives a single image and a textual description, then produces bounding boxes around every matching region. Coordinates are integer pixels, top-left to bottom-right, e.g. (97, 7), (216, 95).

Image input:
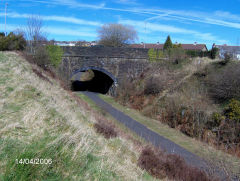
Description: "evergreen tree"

(163, 35), (173, 50)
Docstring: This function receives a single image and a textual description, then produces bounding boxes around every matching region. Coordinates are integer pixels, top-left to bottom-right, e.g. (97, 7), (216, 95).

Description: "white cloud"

(0, 12), (102, 26)
(1, 23), (97, 38)
(18, 0), (105, 9)
(113, 0), (139, 5)
(119, 19), (227, 44)
(45, 26), (97, 37)
(15, 0), (240, 31)
(204, 18), (240, 29)
(140, 8), (240, 30)
(119, 19), (196, 34)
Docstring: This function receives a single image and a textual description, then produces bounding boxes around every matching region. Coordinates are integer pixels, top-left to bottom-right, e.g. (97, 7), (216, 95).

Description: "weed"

(6, 87), (14, 92)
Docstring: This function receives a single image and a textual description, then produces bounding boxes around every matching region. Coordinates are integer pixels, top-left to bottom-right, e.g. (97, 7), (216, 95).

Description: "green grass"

(1, 135), (119, 181)
(98, 94), (240, 176)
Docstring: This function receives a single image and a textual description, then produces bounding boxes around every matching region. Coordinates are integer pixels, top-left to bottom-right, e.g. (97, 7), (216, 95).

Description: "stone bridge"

(59, 47), (149, 95)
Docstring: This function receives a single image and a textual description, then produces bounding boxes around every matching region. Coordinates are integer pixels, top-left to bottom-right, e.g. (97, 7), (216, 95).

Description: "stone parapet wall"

(62, 46), (149, 59)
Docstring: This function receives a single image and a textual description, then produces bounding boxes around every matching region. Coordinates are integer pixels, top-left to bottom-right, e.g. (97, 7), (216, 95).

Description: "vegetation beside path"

(97, 93), (240, 178)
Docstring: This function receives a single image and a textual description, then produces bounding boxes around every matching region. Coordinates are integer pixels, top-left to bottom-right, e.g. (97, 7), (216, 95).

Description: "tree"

(25, 15), (47, 53)
(210, 47), (219, 59)
(97, 23), (138, 47)
(0, 32), (26, 51)
(163, 35), (173, 50)
(46, 45), (63, 68)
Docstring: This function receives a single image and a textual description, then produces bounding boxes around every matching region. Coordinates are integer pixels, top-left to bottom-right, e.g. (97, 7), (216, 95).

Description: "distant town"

(54, 40), (240, 60)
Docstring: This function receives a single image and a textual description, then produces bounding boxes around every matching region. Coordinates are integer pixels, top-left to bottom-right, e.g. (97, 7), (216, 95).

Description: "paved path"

(82, 91), (229, 180)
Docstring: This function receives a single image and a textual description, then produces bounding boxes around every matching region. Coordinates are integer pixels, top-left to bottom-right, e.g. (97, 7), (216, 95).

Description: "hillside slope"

(0, 52), (154, 180)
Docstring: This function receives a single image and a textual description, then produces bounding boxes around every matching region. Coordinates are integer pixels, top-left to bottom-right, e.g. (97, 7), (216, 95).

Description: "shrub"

(210, 47), (219, 59)
(7, 32), (26, 50)
(138, 146), (212, 181)
(138, 146), (166, 179)
(223, 52), (231, 64)
(0, 32), (26, 51)
(46, 45), (63, 68)
(33, 46), (49, 69)
(216, 120), (240, 150)
(144, 77), (164, 95)
(167, 47), (186, 64)
(148, 48), (164, 62)
(94, 122), (117, 139)
(207, 63), (240, 102)
(208, 100), (240, 152)
(224, 99), (240, 122)
(208, 112), (224, 128)
(185, 50), (209, 58)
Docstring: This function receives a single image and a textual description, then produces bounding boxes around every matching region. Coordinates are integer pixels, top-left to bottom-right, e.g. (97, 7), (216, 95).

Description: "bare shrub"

(144, 76), (164, 95)
(159, 79), (214, 138)
(137, 146), (166, 179)
(94, 122), (117, 139)
(33, 46), (49, 69)
(138, 146), (214, 181)
(207, 63), (240, 102)
(116, 76), (140, 105)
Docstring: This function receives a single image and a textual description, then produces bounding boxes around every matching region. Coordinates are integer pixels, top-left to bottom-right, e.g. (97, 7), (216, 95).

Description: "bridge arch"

(71, 66), (117, 94)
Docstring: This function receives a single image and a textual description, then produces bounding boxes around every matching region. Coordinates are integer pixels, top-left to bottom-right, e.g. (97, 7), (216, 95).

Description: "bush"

(224, 99), (240, 122)
(144, 77), (164, 95)
(223, 52), (231, 64)
(207, 63), (240, 102)
(166, 47), (186, 64)
(148, 48), (164, 62)
(94, 122), (117, 139)
(33, 46), (49, 69)
(208, 112), (224, 128)
(138, 146), (212, 181)
(210, 47), (219, 59)
(46, 45), (63, 67)
(185, 50), (209, 58)
(207, 100), (240, 153)
(0, 32), (26, 51)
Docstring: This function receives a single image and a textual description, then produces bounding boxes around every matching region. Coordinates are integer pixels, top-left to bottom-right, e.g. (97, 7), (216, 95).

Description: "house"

(213, 44), (240, 60)
(130, 43), (164, 49)
(55, 41), (77, 46)
(54, 41), (97, 47)
(130, 43), (208, 52)
(180, 44), (207, 52)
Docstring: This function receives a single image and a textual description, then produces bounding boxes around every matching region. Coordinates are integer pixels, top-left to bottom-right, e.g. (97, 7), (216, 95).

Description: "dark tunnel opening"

(71, 69), (114, 94)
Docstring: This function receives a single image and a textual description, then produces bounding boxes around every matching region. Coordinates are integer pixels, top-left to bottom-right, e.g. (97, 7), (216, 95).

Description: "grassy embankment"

(0, 52), (157, 180)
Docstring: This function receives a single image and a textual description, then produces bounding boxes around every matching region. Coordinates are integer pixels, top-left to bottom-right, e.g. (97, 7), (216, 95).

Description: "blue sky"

(1, 0), (240, 48)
